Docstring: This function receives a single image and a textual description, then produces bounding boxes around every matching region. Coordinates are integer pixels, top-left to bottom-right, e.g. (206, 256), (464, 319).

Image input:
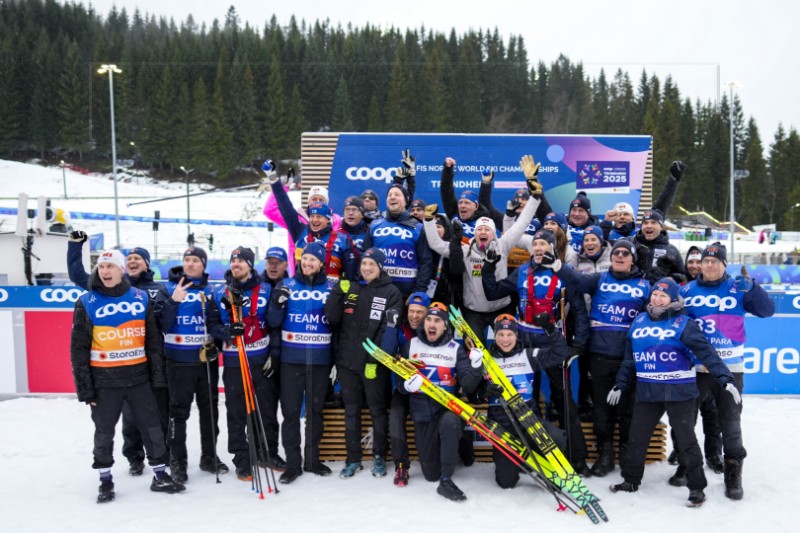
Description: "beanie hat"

(407, 292), (431, 309)
(570, 192), (591, 214)
(426, 302), (449, 322)
(514, 189), (530, 201)
(642, 209), (665, 225)
(308, 202), (333, 220)
(582, 225), (604, 243)
(343, 195), (365, 214)
(459, 190), (479, 205)
(701, 242), (728, 265)
(410, 198), (427, 210)
(97, 249), (126, 273)
(301, 241), (326, 264)
(230, 246), (255, 269)
(653, 277), (680, 302)
(611, 239), (637, 258)
(360, 189), (379, 202)
(361, 247), (386, 269)
(614, 202), (635, 216)
(533, 229), (557, 247)
(543, 212), (568, 233)
(524, 218), (542, 236)
(475, 216), (496, 234)
(435, 215), (449, 230)
(686, 246), (702, 263)
(308, 186), (329, 203)
(184, 246), (208, 267)
(265, 247), (288, 262)
(387, 183), (411, 207)
(493, 313), (519, 334)
(128, 247), (151, 268)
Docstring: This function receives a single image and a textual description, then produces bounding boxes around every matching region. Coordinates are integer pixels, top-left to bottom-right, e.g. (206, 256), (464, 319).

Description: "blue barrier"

(0, 207), (270, 228)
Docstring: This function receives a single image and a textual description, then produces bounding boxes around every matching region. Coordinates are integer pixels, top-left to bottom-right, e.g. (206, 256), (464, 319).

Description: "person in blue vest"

(340, 195), (369, 252)
(66, 232), (167, 477)
(70, 250), (184, 503)
(267, 241), (334, 484)
(154, 246), (228, 483)
(672, 242), (774, 499)
(399, 303), (484, 501)
(607, 278), (739, 507)
(207, 246), (286, 481)
(363, 183), (433, 299)
(545, 239), (650, 477)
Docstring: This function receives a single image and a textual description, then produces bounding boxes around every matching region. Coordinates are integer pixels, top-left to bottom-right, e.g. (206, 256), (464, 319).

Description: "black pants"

(223, 364), (281, 469)
(622, 399), (706, 490)
(280, 362), (329, 469)
(669, 391), (722, 460)
(121, 388), (169, 464)
(166, 361), (220, 461)
(697, 372), (746, 462)
(462, 304), (514, 345)
(577, 349), (592, 409)
(90, 382), (168, 469)
(390, 390), (410, 468)
(492, 414), (568, 489)
(590, 355), (634, 449)
(339, 365), (390, 463)
(542, 365), (588, 463)
(414, 410), (463, 482)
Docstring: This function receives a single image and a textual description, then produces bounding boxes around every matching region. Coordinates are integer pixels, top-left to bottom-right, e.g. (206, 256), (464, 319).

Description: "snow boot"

(128, 459), (144, 477)
(170, 458), (188, 484)
(394, 463), (409, 487)
(667, 449), (681, 465)
(437, 478), (467, 501)
(707, 454), (724, 475)
(235, 465), (253, 482)
(279, 467), (303, 484)
(609, 481), (639, 493)
(371, 455), (387, 477)
(687, 489), (706, 507)
(199, 455), (229, 475)
(150, 471), (186, 494)
(591, 444), (615, 478)
(573, 460), (592, 478)
(265, 454), (287, 472)
(339, 462), (363, 479)
(96, 478), (115, 503)
(668, 464), (688, 487)
(304, 461), (332, 476)
(724, 458), (744, 500)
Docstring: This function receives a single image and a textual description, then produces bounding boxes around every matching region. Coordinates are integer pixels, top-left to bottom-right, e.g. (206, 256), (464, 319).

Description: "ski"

(447, 305), (608, 523)
(363, 339), (602, 523)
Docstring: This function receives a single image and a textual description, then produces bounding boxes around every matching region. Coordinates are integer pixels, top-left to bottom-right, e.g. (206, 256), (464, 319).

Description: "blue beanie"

(302, 241), (326, 263)
(184, 246), (207, 267)
(128, 247), (151, 268)
(583, 225), (604, 243)
(642, 209), (665, 225)
(230, 246), (255, 269)
(570, 192), (591, 214)
(544, 212), (568, 233)
(524, 218), (542, 236)
(653, 277), (680, 302)
(533, 229), (557, 247)
(308, 202), (333, 220)
(701, 242), (728, 265)
(459, 190), (479, 205)
(362, 247), (386, 269)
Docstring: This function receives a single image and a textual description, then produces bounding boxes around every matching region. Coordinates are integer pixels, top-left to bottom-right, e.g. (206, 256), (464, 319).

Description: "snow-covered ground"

(1, 395), (796, 532)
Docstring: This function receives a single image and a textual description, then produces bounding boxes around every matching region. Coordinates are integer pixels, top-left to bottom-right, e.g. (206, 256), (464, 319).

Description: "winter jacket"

(426, 214), (464, 307)
(67, 240), (162, 298)
(324, 271), (404, 372)
(601, 173), (681, 240)
(70, 273), (166, 403)
(260, 269), (289, 288)
(341, 219), (370, 253)
(439, 164), (496, 242)
(627, 230), (686, 284)
(399, 328), (482, 423)
(616, 303), (734, 403)
(567, 214), (601, 253)
(424, 197), (539, 313)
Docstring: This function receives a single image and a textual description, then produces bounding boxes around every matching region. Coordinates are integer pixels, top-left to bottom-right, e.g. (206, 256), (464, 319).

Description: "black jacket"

(67, 240), (162, 298)
(324, 271), (404, 371)
(628, 230), (686, 284)
(70, 274), (166, 403)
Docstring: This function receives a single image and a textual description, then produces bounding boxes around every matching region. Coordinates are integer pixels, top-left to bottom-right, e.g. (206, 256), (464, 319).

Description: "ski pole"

(559, 288), (573, 462)
(199, 293), (222, 484)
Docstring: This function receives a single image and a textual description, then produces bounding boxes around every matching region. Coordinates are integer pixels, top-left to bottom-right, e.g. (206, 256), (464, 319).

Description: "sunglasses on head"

(611, 250), (632, 257)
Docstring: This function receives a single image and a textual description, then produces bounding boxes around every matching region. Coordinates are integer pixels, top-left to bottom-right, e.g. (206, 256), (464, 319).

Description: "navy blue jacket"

(67, 241), (161, 298)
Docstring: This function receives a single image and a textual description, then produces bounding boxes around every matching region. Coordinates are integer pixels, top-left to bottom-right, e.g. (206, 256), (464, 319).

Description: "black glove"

(505, 199), (521, 218)
(484, 241), (501, 265)
(451, 219), (464, 243)
(533, 312), (555, 334)
(669, 160), (687, 181)
(672, 272), (687, 284)
(401, 148), (416, 177)
(68, 230), (88, 243)
(635, 244), (652, 272)
(274, 285), (291, 308)
(230, 321), (245, 337)
(540, 245), (558, 269)
(262, 356), (275, 378)
(386, 309), (400, 328)
(484, 382), (505, 401)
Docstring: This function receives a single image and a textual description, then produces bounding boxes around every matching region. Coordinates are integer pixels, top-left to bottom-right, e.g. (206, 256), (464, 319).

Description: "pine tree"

(264, 53), (288, 158)
(57, 39), (90, 160)
(332, 76), (355, 131)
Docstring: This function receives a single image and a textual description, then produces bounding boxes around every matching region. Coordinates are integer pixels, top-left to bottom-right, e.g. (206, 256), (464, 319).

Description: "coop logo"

(181, 292), (203, 303)
(292, 290), (328, 303)
(373, 226), (413, 239)
(631, 327), (676, 341)
(523, 276), (561, 288)
(96, 301), (145, 318)
(599, 283), (645, 298)
(41, 288), (84, 303)
(684, 294), (737, 312)
(792, 295), (800, 310)
(0, 288), (7, 303)
(345, 167), (396, 184)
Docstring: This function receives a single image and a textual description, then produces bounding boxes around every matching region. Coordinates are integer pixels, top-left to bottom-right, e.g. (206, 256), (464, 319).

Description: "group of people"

(68, 152), (773, 508)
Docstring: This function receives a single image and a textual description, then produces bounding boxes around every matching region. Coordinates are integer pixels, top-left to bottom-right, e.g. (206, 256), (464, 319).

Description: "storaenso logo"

(292, 289), (329, 303)
(684, 294), (737, 312)
(96, 301), (146, 318)
(373, 226), (414, 239)
(631, 327), (676, 340)
(41, 288), (84, 303)
(0, 288), (7, 303)
(599, 283), (645, 298)
(346, 167), (396, 183)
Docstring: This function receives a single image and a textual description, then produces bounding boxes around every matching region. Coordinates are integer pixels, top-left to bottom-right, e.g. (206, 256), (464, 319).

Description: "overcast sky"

(84, 0), (799, 144)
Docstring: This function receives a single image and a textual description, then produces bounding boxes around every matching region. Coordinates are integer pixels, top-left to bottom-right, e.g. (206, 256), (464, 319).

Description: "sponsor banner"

(327, 133), (652, 217)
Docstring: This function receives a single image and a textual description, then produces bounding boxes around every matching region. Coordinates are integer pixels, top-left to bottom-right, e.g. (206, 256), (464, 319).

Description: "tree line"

(1, 0), (799, 229)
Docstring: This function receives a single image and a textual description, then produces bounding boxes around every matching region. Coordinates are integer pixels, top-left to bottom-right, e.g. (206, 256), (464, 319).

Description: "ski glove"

(481, 169), (494, 185)
(468, 347), (484, 368)
(451, 219), (464, 243)
(669, 160), (687, 181)
(540, 244), (562, 271)
(484, 382), (504, 400)
(532, 312), (555, 334)
(424, 203), (439, 221)
(262, 159), (279, 183)
(404, 374), (423, 393)
(726, 383), (742, 405)
(506, 199), (521, 218)
(229, 322), (245, 338)
(262, 356), (275, 378)
(274, 285), (291, 307)
(607, 386), (622, 406)
(68, 230), (88, 243)
(365, 363), (378, 380)
(734, 275), (754, 292)
(484, 241), (501, 265)
(386, 309), (400, 328)
(401, 148), (416, 177)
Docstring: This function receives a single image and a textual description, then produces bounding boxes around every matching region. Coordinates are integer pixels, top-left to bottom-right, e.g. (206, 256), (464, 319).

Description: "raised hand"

(171, 277), (194, 303)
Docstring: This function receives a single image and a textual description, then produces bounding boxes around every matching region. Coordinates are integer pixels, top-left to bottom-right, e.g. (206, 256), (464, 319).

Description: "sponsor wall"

(0, 286), (797, 395)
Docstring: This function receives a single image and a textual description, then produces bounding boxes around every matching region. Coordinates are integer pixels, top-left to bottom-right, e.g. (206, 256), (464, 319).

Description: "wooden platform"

(320, 406), (667, 464)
